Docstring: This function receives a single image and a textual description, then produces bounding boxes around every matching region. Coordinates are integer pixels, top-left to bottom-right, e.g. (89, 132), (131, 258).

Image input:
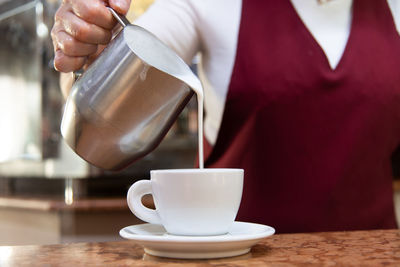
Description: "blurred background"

(0, 0), (200, 245)
(0, 0), (399, 246)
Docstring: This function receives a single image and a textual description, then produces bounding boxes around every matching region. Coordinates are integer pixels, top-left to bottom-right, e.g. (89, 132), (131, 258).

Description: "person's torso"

(195, 0), (400, 145)
(204, 0), (400, 232)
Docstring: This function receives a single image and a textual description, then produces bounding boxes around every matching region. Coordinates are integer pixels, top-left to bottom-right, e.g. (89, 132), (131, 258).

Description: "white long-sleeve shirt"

(135, 0), (400, 145)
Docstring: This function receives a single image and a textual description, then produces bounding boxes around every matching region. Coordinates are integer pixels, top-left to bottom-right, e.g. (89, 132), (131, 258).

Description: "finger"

(86, 44), (106, 65)
(53, 31), (98, 56)
(68, 0), (116, 30)
(52, 20), (97, 56)
(59, 10), (112, 44)
(54, 50), (87, 72)
(51, 20), (64, 52)
(109, 0), (131, 15)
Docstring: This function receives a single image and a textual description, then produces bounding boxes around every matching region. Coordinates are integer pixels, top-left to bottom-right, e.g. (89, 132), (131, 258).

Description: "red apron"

(204, 0), (400, 233)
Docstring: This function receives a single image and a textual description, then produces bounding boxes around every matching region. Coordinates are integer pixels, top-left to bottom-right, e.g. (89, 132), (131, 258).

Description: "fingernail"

(53, 51), (61, 71)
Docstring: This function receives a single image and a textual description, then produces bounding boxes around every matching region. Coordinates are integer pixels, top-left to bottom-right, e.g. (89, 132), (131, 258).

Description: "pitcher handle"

(107, 7), (131, 27)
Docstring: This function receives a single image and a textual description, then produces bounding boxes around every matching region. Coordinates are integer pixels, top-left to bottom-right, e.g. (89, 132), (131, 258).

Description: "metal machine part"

(0, 0), (95, 178)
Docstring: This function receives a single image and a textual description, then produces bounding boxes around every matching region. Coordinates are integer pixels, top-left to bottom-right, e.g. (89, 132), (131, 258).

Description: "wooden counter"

(2, 229), (399, 266)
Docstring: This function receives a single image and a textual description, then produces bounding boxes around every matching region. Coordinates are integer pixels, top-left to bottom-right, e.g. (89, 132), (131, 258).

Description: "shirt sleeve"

(388, 0), (400, 35)
(133, 0), (201, 65)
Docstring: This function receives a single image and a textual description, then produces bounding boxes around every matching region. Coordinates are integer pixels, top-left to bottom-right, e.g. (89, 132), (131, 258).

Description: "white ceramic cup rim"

(150, 168), (244, 175)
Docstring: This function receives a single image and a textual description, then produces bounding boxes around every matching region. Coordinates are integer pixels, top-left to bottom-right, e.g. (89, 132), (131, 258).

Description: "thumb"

(109, 0), (131, 15)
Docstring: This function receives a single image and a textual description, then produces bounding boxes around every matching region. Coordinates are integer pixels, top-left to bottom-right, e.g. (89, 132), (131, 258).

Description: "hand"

(51, 0), (131, 72)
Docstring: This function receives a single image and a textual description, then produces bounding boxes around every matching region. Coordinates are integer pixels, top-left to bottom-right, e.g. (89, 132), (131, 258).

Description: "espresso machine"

(0, 0), (98, 179)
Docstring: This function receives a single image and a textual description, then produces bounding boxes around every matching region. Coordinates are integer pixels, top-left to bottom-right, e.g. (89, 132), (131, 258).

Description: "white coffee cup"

(127, 168), (244, 236)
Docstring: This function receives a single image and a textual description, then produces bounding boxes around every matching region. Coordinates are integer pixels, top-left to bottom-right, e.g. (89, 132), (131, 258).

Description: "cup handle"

(127, 180), (162, 225)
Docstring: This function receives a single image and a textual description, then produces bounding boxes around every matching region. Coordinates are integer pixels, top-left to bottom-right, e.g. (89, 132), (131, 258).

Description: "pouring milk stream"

(61, 8), (204, 170)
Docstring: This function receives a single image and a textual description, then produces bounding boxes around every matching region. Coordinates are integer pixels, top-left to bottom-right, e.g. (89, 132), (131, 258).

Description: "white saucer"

(119, 221), (275, 259)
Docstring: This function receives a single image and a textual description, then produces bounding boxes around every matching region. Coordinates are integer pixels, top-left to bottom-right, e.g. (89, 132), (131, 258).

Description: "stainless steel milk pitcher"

(61, 8), (201, 171)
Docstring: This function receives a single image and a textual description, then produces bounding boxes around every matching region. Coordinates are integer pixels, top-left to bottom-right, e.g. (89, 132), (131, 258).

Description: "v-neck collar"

(288, 0), (356, 72)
